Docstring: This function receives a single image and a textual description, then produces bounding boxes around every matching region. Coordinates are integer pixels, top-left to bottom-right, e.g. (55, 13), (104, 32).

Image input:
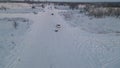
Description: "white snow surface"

(0, 4), (120, 68)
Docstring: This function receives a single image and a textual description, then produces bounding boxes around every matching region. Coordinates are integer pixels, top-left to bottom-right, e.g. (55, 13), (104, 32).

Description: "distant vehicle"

(54, 24), (61, 32)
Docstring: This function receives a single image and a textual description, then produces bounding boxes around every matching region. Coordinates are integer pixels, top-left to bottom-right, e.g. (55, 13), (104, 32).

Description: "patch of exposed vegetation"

(86, 6), (120, 18)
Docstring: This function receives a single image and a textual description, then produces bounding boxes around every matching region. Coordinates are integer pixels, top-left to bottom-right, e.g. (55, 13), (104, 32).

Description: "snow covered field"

(0, 17), (32, 68)
(0, 3), (120, 68)
(59, 11), (120, 35)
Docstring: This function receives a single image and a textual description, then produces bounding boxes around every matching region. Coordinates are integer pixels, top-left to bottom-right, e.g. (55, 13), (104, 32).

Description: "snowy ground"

(0, 3), (120, 68)
(0, 17), (32, 68)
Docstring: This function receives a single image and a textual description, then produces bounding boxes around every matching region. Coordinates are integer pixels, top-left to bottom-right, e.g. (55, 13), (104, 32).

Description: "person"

(51, 13), (54, 15)
(56, 24), (61, 28)
(54, 29), (58, 32)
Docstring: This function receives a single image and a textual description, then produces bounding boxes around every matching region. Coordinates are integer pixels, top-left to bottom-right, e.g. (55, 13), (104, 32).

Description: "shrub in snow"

(32, 6), (36, 9)
(41, 4), (45, 8)
(69, 4), (79, 10)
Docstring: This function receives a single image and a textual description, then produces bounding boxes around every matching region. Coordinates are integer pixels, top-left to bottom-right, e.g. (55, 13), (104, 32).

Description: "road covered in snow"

(0, 3), (120, 68)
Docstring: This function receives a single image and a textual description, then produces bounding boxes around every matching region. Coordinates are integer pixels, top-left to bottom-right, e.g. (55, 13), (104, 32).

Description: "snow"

(0, 3), (120, 68)
(0, 16), (32, 68)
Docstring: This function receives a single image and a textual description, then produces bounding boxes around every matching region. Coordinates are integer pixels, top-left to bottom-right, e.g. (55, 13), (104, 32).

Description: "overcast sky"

(36, 0), (120, 2)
